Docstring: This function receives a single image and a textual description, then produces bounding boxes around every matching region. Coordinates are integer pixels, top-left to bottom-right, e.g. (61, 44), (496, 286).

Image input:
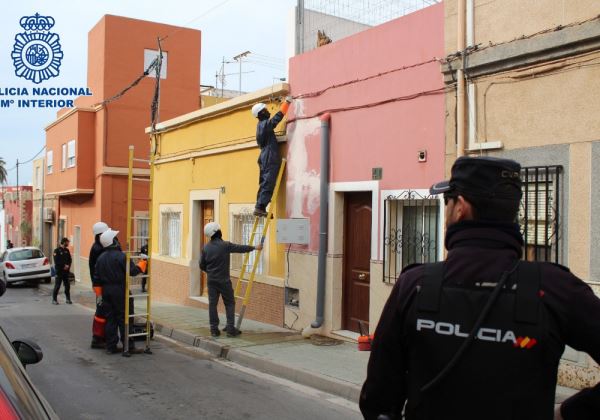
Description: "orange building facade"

(44, 15), (201, 283)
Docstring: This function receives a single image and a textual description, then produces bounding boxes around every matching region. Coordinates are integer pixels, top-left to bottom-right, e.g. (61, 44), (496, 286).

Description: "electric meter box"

(276, 218), (310, 244)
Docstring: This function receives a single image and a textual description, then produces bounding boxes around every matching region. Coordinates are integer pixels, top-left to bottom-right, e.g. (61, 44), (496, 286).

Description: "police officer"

(200, 222), (261, 337)
(360, 157), (600, 420)
(52, 237), (72, 305)
(95, 229), (143, 355)
(89, 221), (109, 348)
(251, 97), (291, 217)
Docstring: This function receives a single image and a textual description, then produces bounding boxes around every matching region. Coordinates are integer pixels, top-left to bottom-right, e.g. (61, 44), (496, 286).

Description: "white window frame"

(46, 150), (53, 174)
(61, 144), (66, 171)
(67, 140), (76, 168)
(144, 49), (168, 79)
(229, 204), (265, 275)
(159, 205), (182, 258)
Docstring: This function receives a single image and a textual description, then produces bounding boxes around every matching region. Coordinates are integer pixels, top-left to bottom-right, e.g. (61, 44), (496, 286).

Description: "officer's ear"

(454, 195), (475, 221)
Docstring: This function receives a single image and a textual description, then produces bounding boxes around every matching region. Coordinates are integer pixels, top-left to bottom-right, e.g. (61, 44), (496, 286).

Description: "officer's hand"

(554, 406), (563, 420)
(255, 244), (263, 251)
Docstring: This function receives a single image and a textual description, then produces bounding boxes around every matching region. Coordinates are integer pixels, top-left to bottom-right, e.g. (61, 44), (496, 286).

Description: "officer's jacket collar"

(445, 220), (523, 259)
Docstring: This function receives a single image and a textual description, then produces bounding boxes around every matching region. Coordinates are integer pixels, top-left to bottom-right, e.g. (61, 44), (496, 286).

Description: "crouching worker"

(200, 222), (261, 337)
(95, 229), (145, 356)
(251, 96), (291, 217)
(90, 221), (109, 349)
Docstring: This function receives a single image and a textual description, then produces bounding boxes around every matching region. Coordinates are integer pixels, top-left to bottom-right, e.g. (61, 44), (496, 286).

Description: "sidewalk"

(43, 281), (578, 405)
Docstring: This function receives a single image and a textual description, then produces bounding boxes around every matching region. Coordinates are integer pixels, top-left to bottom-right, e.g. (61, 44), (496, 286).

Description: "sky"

(0, 0), (296, 186)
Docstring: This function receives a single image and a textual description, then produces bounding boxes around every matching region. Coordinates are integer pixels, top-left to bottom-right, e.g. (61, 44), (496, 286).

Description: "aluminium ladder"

(233, 159), (286, 330)
(124, 145), (154, 357)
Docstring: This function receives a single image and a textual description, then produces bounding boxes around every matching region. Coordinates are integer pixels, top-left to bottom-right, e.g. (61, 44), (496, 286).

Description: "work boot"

(253, 207), (267, 217)
(226, 328), (242, 338)
(210, 329), (221, 337)
(106, 347), (121, 354)
(52, 300), (59, 305)
(66, 299), (73, 304)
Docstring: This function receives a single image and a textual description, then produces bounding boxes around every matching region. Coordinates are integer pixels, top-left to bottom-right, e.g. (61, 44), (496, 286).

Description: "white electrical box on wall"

(276, 218), (310, 244)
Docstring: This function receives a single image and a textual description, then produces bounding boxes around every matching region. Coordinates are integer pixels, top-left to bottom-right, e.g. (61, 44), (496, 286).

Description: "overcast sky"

(0, 0), (296, 185)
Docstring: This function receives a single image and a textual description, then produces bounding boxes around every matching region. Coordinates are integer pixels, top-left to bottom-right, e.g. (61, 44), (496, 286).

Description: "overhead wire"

(159, 0), (236, 42)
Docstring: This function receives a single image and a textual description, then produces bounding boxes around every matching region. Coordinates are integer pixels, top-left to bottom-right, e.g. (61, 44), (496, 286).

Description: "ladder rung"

(132, 177), (151, 182)
(131, 216), (150, 220)
(129, 293), (149, 298)
(132, 158), (150, 163)
(129, 255), (148, 260)
(129, 313), (149, 318)
(135, 274), (150, 278)
(130, 236), (149, 239)
(234, 295), (245, 299)
(128, 332), (149, 338)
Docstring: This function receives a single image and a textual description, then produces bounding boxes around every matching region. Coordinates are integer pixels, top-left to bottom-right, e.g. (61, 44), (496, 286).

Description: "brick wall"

(152, 259), (284, 326)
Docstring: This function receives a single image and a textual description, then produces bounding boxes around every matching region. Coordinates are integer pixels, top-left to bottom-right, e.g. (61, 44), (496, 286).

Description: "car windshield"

(8, 250), (44, 261)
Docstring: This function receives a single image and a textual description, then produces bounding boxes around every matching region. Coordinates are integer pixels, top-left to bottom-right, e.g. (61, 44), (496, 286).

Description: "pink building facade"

(1, 186), (33, 247)
(285, 4), (445, 336)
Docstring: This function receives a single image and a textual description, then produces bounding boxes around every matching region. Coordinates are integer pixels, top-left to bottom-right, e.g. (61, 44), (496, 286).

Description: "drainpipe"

(306, 113), (331, 333)
(456, 0), (467, 157)
(466, 0), (475, 149)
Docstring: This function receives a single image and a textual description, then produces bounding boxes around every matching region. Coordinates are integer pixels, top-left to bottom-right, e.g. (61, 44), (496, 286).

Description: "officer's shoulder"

(400, 263), (424, 275)
(547, 262), (571, 273)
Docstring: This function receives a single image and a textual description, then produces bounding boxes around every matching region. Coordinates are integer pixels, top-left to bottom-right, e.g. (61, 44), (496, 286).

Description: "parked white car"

(0, 248), (52, 287)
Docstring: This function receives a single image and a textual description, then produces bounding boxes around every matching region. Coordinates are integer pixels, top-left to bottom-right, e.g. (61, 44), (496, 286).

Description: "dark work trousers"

(256, 161), (280, 210)
(52, 271), (70, 301)
(208, 280), (236, 331)
(103, 290), (135, 350)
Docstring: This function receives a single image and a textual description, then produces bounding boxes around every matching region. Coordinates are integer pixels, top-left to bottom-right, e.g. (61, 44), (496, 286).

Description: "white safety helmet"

(92, 221), (109, 236)
(100, 229), (119, 248)
(204, 222), (221, 238)
(251, 102), (267, 118)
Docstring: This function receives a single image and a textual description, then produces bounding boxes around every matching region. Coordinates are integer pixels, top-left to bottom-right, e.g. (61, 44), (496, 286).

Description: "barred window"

(160, 211), (181, 258)
(519, 166), (562, 263)
(383, 191), (441, 283)
(230, 210), (263, 275)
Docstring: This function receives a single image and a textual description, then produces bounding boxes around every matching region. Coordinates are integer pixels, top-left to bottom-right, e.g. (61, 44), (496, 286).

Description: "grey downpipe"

(311, 113), (331, 329)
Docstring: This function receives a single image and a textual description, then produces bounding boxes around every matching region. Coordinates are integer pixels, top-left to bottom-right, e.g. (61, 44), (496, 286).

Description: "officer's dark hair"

(453, 187), (520, 222)
(60, 237), (70, 246)
(211, 230), (222, 240)
(258, 108), (270, 121)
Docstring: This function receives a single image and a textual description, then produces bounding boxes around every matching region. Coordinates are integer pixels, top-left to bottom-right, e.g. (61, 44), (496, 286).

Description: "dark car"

(0, 285), (58, 418)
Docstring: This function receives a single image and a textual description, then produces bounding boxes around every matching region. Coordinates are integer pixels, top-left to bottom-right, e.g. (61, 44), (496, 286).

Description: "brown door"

(343, 192), (372, 333)
(200, 201), (214, 296)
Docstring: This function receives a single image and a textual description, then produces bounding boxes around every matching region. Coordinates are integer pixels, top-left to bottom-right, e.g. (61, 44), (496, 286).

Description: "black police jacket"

(88, 240), (104, 285)
(95, 245), (140, 292)
(256, 111), (284, 168)
(360, 220), (600, 420)
(53, 246), (72, 273)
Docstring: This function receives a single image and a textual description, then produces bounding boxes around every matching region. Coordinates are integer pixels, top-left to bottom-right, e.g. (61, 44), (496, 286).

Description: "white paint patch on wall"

(287, 116), (321, 218)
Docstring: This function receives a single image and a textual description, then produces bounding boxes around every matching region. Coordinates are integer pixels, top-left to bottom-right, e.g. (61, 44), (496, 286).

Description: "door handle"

(358, 273), (366, 280)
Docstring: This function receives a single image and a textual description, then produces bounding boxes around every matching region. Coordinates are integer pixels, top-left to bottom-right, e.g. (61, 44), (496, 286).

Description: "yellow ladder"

(124, 145), (154, 356)
(234, 159), (286, 330)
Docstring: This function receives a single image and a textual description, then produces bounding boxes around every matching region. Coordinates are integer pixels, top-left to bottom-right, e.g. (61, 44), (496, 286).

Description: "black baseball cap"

(430, 156), (522, 200)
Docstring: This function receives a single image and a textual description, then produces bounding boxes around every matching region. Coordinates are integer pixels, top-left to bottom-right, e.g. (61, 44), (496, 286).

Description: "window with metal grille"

(230, 211), (263, 274)
(383, 191), (441, 283)
(160, 211), (181, 258)
(519, 166), (562, 263)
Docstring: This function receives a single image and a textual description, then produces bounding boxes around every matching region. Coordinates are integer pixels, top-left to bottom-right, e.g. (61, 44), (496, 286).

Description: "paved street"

(0, 285), (360, 420)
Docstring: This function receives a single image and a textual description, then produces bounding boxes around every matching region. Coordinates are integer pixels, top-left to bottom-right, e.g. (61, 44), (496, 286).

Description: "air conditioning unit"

(44, 208), (55, 222)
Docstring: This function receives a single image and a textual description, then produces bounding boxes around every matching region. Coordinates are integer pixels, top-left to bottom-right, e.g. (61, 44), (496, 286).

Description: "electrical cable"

(4, 145), (46, 172)
(159, 0), (236, 42)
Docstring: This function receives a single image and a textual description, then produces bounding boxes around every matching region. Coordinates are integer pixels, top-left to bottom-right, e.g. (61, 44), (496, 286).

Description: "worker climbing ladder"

(233, 159), (286, 330)
(124, 145), (154, 356)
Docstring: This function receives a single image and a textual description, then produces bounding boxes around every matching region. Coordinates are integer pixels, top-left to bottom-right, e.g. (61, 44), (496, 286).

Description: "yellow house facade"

(148, 83), (290, 326)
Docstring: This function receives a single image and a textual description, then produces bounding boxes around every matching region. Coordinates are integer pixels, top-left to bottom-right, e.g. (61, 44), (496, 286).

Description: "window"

(61, 144), (66, 170)
(160, 211), (181, 258)
(67, 140), (76, 168)
(383, 191), (441, 283)
(519, 166), (563, 263)
(231, 211), (263, 274)
(144, 49), (168, 79)
(46, 150), (53, 174)
(135, 213), (150, 254)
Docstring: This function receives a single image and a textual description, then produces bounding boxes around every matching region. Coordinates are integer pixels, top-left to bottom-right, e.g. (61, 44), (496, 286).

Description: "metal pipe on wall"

(456, 0), (467, 157)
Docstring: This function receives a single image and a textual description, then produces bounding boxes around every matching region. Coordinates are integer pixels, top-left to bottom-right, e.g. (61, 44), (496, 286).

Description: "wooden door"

(343, 192), (372, 333)
(200, 201), (214, 296)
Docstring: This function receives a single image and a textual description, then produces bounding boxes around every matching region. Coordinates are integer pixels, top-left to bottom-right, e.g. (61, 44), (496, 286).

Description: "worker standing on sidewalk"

(52, 237), (72, 305)
(360, 157), (600, 420)
(95, 229), (143, 355)
(89, 222), (109, 349)
(200, 222), (261, 337)
(251, 97), (291, 217)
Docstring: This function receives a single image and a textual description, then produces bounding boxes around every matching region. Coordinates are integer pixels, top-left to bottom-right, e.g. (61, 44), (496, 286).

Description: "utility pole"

(233, 51), (251, 95)
(16, 159), (20, 246)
